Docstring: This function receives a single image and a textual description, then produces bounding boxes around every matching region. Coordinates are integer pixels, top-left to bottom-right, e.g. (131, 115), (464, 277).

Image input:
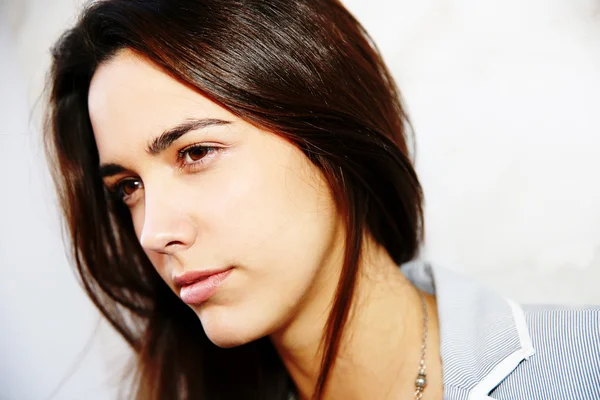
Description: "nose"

(138, 190), (197, 255)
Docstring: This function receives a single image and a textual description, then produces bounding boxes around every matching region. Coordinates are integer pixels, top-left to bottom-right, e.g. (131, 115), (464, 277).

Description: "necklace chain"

(414, 288), (428, 399)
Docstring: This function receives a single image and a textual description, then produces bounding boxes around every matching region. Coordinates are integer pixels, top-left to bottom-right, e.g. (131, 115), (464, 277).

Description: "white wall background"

(1, 0), (599, 398)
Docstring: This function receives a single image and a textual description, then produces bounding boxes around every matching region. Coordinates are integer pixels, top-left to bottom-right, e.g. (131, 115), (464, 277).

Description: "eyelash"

(107, 144), (221, 203)
(176, 143), (221, 171)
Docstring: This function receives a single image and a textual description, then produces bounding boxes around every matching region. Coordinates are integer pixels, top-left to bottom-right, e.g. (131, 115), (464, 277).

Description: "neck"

(269, 238), (443, 400)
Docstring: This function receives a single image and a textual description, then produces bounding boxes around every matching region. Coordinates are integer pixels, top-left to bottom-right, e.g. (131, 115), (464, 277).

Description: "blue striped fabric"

(489, 306), (600, 399)
(401, 261), (600, 400)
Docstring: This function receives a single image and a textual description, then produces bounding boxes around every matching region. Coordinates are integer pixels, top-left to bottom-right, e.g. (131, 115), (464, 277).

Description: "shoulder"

(400, 260), (600, 400)
(490, 304), (600, 400)
(523, 303), (600, 342)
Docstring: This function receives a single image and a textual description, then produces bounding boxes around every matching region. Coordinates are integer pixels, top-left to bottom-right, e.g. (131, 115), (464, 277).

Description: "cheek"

(131, 206), (144, 239)
(197, 155), (340, 342)
(130, 205), (147, 252)
(206, 143), (338, 281)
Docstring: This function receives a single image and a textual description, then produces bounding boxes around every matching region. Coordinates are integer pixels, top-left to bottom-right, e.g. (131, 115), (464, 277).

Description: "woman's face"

(88, 50), (343, 347)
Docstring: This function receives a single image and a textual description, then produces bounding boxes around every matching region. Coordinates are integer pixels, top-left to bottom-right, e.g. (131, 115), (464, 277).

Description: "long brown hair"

(44, 0), (424, 398)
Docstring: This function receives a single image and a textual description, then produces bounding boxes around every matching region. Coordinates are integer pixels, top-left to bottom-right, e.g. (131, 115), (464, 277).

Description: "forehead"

(87, 49), (235, 162)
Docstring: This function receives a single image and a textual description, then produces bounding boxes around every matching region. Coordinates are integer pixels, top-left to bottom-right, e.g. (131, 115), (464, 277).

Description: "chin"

(196, 306), (266, 349)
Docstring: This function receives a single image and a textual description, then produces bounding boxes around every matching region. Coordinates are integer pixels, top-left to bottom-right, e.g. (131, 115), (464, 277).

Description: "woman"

(44, 1), (599, 399)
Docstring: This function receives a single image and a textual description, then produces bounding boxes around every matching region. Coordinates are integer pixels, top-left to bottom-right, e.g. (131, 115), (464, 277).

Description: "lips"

(174, 268), (233, 305)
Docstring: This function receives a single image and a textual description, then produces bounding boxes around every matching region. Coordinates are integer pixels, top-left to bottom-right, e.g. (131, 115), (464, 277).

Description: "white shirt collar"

(401, 260), (536, 399)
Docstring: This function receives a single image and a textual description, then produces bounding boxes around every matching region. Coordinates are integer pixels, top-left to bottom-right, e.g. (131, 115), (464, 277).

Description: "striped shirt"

(401, 260), (600, 399)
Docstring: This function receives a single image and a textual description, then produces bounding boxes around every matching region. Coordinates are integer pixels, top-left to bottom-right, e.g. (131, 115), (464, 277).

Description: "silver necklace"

(414, 288), (428, 399)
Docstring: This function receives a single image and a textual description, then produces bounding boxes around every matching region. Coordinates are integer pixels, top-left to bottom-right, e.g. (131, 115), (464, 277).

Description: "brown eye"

(179, 145), (219, 166)
(113, 179), (143, 201)
(121, 180), (142, 195)
(186, 146), (209, 162)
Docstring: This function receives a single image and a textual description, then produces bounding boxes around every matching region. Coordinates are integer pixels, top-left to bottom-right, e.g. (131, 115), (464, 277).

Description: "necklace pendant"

(415, 370), (427, 390)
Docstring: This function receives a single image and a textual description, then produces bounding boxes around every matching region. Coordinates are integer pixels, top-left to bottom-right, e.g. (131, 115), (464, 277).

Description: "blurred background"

(1, 0), (599, 398)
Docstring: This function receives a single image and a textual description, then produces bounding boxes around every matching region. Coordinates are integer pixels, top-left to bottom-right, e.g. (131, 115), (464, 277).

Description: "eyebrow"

(147, 117), (232, 155)
(98, 117), (232, 179)
(99, 163), (127, 179)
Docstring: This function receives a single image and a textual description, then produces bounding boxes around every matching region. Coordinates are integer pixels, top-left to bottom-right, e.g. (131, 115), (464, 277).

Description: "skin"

(88, 49), (443, 399)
